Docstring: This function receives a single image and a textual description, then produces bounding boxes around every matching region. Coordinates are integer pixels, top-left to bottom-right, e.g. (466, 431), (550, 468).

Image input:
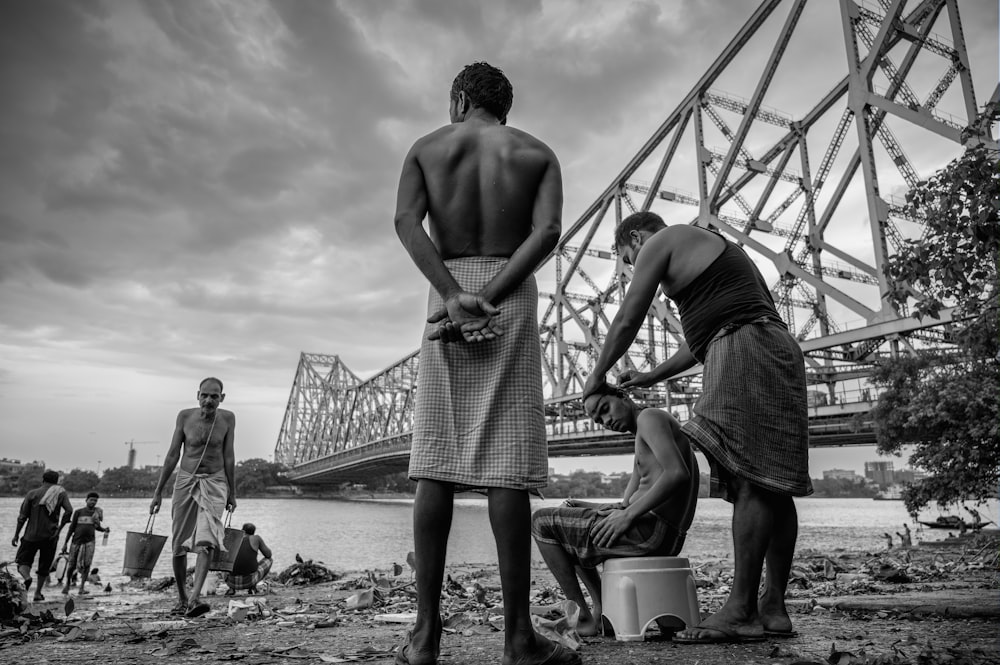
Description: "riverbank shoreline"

(2, 534), (996, 665)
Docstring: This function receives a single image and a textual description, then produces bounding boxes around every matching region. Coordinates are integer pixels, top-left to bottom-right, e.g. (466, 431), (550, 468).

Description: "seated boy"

(531, 384), (698, 636)
(223, 523), (272, 595)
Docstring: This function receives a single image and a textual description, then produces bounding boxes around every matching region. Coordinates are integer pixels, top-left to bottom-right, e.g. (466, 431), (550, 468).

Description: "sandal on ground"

(395, 631), (437, 665)
(169, 603), (188, 616)
(395, 617), (443, 665)
(531, 642), (582, 665)
(185, 601), (211, 618)
(674, 625), (766, 644)
(764, 628), (798, 638)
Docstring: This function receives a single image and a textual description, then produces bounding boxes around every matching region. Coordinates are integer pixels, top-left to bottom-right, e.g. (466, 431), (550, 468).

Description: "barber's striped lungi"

(682, 317), (813, 501)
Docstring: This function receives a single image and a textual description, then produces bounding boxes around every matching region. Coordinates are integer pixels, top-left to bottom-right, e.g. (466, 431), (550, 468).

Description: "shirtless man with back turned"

(150, 377), (236, 618)
(394, 62), (576, 665)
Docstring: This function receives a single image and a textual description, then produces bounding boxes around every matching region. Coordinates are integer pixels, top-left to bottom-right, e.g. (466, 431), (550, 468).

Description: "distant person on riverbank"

(394, 62), (574, 665)
(60, 492), (109, 596)
(149, 377), (236, 618)
(223, 523), (272, 596)
(582, 211), (811, 644)
(883, 532), (893, 550)
(895, 523), (912, 548)
(964, 506), (983, 529)
(11, 470), (73, 601)
(532, 385), (698, 636)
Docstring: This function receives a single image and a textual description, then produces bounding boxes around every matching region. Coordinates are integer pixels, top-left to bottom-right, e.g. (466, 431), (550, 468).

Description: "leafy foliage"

(60, 469), (100, 494)
(874, 105), (999, 514)
(96, 465), (168, 496)
(234, 458), (289, 494)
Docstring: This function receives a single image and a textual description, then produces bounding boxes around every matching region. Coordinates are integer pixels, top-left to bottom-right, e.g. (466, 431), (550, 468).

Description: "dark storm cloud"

(0, 0), (995, 469)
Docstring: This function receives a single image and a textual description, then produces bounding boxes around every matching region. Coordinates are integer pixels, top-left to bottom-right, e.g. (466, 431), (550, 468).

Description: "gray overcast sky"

(1, 1), (996, 477)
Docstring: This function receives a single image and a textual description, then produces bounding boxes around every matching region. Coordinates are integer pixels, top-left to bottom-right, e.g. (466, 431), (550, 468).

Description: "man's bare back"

(410, 121), (557, 259)
(395, 88), (561, 343)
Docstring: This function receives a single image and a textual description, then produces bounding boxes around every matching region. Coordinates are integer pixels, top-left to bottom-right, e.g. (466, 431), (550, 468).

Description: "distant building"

(893, 468), (927, 484)
(600, 472), (629, 485)
(0, 458), (45, 492)
(823, 468), (861, 483)
(865, 461), (895, 486)
(0, 458), (24, 475)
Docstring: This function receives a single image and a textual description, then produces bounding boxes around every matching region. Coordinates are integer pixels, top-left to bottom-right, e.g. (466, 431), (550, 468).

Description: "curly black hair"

(451, 62), (513, 122)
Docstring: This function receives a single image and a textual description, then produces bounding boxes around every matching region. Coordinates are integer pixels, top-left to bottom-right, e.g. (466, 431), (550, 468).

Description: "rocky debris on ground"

(686, 536), (999, 614)
(0, 567), (27, 620)
(1, 539), (997, 664)
(276, 558), (342, 585)
(765, 636), (998, 665)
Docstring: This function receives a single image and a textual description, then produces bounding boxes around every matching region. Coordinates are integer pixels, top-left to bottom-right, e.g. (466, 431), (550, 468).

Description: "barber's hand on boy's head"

(582, 373), (606, 400)
(618, 369), (652, 389)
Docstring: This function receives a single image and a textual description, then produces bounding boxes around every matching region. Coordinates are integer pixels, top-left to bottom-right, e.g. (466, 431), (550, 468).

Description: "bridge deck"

(286, 400), (876, 486)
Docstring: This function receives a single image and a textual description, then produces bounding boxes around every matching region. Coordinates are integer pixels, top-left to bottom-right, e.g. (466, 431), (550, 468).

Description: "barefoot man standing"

(394, 62), (577, 665)
(150, 377), (236, 618)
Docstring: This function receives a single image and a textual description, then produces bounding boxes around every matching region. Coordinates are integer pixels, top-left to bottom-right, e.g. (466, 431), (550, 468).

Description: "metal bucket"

(122, 514), (167, 578)
(209, 511), (244, 573)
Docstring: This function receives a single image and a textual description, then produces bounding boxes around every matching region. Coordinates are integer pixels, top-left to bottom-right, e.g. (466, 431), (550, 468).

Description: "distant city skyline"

(549, 443), (917, 479)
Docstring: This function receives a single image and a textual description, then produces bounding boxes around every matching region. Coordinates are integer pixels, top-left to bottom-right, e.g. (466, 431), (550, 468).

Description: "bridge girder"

(275, 0), (993, 484)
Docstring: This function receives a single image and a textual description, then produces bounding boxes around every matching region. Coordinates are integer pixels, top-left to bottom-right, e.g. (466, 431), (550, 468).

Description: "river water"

(2, 497), (995, 581)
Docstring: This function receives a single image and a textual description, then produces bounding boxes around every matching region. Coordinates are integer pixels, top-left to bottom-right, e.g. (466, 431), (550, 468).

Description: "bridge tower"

(276, 0), (997, 485)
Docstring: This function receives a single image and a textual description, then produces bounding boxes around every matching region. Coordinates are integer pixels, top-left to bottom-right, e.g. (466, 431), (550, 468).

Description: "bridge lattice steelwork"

(275, 0), (997, 485)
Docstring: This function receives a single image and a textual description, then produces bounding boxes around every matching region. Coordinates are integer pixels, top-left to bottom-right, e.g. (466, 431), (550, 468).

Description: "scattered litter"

(374, 612), (417, 624)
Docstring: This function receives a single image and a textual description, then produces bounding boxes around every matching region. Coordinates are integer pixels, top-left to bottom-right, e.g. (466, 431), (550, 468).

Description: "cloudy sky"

(1, 0), (996, 478)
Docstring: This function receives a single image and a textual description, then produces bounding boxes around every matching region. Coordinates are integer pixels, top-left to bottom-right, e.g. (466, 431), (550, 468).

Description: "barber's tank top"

(672, 241), (781, 362)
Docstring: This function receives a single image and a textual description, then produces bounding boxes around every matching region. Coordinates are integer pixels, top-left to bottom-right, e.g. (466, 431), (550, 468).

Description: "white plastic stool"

(601, 556), (700, 641)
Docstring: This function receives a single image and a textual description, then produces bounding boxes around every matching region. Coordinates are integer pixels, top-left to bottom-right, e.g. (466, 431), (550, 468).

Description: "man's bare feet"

(397, 615), (441, 665)
(576, 605), (603, 637)
(501, 633), (581, 665)
(758, 593), (794, 635)
(674, 606), (764, 644)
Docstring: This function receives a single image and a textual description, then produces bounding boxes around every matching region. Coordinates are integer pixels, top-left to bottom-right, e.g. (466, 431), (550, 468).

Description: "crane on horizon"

(124, 440), (158, 469)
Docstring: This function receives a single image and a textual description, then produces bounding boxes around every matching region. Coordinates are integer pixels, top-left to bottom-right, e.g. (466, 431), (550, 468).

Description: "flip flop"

(169, 603), (187, 616)
(395, 630), (438, 665)
(185, 601), (211, 618)
(764, 628), (798, 638)
(673, 625), (766, 644)
(534, 643), (582, 665)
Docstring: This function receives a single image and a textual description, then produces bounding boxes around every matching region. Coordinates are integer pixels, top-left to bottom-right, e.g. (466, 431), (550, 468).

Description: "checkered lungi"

(225, 557), (272, 591)
(171, 469), (228, 556)
(67, 540), (96, 572)
(682, 316), (812, 501)
(531, 503), (686, 569)
(410, 256), (547, 491)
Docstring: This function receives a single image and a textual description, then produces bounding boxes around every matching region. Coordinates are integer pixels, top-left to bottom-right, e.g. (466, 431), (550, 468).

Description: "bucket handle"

(145, 512), (157, 535)
(224, 508), (235, 528)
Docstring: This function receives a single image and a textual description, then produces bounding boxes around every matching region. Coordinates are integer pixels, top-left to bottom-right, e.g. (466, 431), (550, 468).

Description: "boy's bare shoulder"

(635, 409), (686, 447)
(636, 408), (677, 429)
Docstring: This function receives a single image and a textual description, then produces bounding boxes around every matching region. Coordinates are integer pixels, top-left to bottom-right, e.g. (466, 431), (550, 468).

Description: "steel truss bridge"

(276, 0), (997, 485)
